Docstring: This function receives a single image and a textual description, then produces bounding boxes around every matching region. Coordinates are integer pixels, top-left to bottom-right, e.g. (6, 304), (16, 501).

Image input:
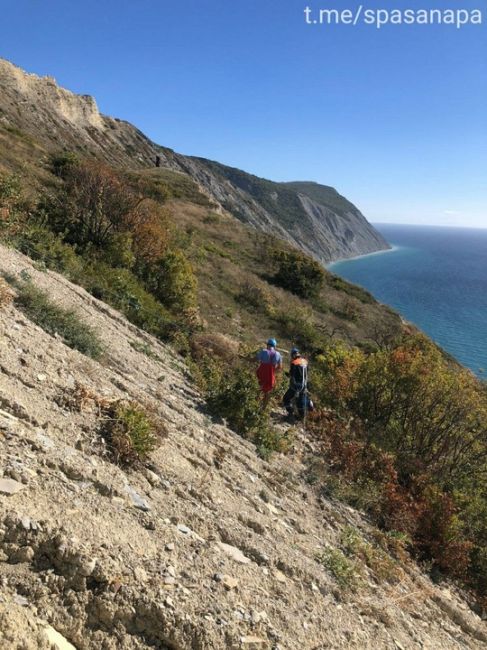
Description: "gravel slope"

(0, 244), (486, 649)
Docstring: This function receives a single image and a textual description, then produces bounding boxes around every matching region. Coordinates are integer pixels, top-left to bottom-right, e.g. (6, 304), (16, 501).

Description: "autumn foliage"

(310, 335), (487, 598)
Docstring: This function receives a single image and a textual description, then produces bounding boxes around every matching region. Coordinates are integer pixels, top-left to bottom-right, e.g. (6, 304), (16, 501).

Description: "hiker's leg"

(297, 390), (306, 418)
(283, 387), (295, 414)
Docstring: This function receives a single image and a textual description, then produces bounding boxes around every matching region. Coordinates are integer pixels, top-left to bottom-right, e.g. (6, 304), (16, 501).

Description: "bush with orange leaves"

(310, 334), (487, 602)
(41, 159), (169, 264)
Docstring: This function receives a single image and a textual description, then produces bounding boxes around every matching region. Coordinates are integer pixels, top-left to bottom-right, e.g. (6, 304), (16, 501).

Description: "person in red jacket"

(256, 338), (282, 405)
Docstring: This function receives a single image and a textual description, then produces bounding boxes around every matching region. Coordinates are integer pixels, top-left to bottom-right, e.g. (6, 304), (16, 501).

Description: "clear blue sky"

(1, 0), (486, 227)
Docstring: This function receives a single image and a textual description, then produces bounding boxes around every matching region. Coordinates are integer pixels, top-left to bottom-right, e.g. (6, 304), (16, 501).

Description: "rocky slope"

(0, 57), (389, 263)
(1, 245), (487, 649)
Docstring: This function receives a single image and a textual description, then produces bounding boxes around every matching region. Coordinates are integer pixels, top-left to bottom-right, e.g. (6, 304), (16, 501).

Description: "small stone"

(124, 485), (150, 511)
(13, 594), (29, 607)
(78, 557), (97, 577)
(274, 570), (286, 583)
(217, 542), (251, 565)
(241, 636), (267, 645)
(165, 543), (175, 552)
(37, 373), (47, 382)
(144, 469), (161, 486)
(42, 624), (77, 650)
(0, 478), (25, 495)
(177, 524), (191, 535)
(164, 596), (174, 608)
(11, 546), (35, 563)
(164, 576), (176, 586)
(20, 517), (32, 530)
(250, 610), (267, 624)
(166, 565), (176, 577)
(134, 567), (148, 582)
(265, 502), (280, 515)
(221, 575), (238, 590)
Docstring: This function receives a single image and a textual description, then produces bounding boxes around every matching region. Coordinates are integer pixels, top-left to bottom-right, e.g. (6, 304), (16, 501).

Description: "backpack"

(297, 391), (314, 417)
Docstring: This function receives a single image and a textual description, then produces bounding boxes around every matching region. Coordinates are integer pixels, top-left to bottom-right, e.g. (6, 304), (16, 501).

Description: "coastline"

(327, 244), (400, 269)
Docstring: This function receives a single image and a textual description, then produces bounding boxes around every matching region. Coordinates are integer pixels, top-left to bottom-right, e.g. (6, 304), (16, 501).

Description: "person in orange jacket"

(283, 347), (313, 418)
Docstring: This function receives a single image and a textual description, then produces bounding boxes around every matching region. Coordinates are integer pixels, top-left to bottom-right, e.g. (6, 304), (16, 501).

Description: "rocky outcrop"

(0, 58), (389, 263)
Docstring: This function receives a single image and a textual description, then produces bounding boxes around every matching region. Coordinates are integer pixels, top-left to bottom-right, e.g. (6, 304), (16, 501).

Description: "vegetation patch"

(13, 280), (103, 359)
(309, 334), (487, 602)
(328, 275), (375, 304)
(340, 526), (401, 584)
(316, 546), (362, 591)
(100, 400), (166, 465)
(129, 339), (161, 361)
(271, 248), (325, 299)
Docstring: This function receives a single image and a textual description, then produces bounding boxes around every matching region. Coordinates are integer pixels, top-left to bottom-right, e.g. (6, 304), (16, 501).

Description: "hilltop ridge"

(0, 57), (389, 263)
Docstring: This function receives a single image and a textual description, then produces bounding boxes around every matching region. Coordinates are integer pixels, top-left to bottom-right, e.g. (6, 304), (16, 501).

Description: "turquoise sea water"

(329, 224), (487, 378)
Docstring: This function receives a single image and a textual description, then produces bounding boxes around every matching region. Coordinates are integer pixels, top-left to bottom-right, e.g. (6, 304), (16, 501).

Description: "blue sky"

(1, 0), (486, 227)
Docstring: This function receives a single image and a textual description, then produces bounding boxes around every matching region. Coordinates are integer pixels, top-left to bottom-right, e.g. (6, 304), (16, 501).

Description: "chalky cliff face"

(0, 58), (389, 264)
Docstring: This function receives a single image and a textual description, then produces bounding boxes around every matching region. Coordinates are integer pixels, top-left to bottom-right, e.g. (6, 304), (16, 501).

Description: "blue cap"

(291, 347), (300, 355)
(267, 338), (277, 347)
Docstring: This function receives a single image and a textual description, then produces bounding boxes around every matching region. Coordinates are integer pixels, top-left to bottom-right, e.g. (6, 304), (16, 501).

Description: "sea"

(329, 224), (487, 378)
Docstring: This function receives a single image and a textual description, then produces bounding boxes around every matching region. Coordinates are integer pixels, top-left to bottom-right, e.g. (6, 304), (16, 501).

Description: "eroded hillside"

(1, 245), (486, 649)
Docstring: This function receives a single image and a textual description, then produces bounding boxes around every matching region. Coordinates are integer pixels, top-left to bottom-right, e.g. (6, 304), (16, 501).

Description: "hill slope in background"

(0, 57), (389, 263)
(1, 245), (486, 650)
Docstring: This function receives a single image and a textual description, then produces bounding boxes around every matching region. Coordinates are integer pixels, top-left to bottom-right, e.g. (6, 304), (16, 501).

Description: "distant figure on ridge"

(256, 338), (282, 406)
(283, 347), (313, 419)
(155, 155), (161, 168)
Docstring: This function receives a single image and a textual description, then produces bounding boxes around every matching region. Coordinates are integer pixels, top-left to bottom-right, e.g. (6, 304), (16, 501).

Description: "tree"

(271, 249), (325, 298)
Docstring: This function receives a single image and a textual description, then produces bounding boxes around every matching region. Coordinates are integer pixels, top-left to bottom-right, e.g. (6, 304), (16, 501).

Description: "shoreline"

(327, 244), (401, 269)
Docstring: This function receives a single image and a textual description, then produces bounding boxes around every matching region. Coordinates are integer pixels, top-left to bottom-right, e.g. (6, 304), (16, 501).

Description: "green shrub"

(14, 281), (103, 359)
(41, 159), (141, 250)
(195, 357), (283, 456)
(340, 526), (400, 584)
(205, 363), (264, 436)
(203, 211), (221, 224)
(0, 172), (28, 238)
(271, 249), (325, 298)
(129, 340), (161, 361)
(49, 151), (80, 178)
(316, 547), (362, 591)
(274, 306), (324, 352)
(13, 226), (82, 276)
(235, 280), (274, 315)
(146, 249), (197, 312)
(101, 400), (166, 465)
(328, 275), (375, 304)
(254, 424), (293, 461)
(80, 263), (177, 340)
(310, 335), (487, 602)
